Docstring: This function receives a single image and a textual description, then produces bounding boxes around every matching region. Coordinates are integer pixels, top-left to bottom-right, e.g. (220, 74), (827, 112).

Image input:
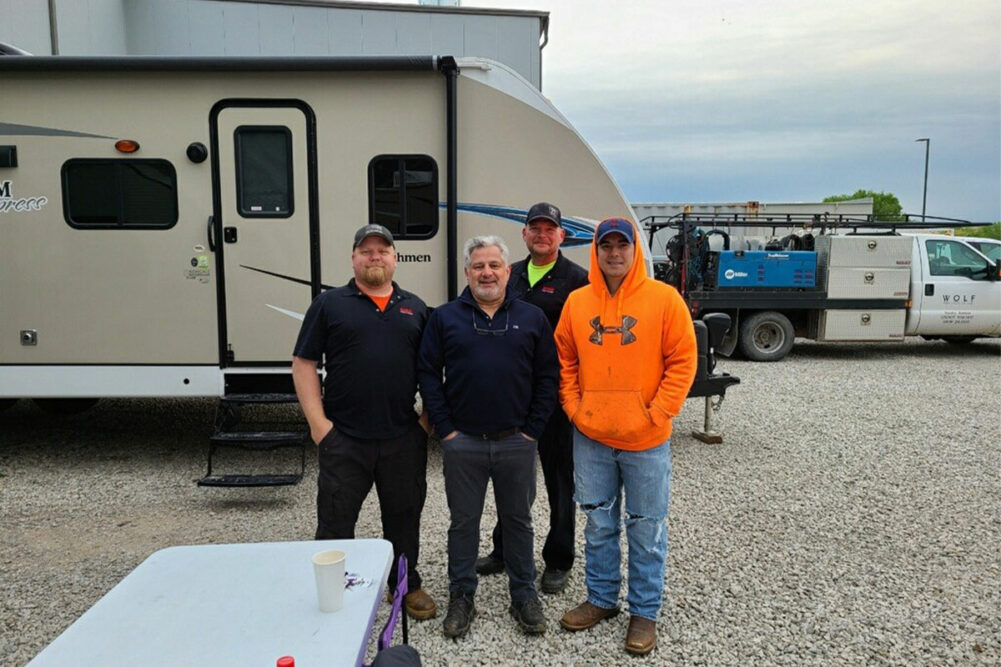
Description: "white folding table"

(29, 538), (393, 667)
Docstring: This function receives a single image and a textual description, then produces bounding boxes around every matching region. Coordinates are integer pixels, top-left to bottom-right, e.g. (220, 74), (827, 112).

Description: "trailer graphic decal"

(446, 203), (596, 247)
(0, 181), (48, 213)
(0, 122), (116, 139)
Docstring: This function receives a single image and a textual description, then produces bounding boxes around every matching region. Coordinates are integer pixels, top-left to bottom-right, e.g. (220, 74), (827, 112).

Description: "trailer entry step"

(209, 431), (305, 448)
(222, 393), (300, 404)
(197, 473), (303, 487)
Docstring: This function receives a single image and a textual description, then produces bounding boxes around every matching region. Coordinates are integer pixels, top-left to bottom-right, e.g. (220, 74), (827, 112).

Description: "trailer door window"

(62, 159), (177, 229)
(369, 155), (438, 238)
(926, 239), (990, 278)
(235, 126), (293, 217)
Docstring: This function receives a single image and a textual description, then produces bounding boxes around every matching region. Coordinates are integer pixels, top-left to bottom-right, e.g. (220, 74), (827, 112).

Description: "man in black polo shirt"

(418, 235), (558, 638)
(292, 223), (436, 621)
(476, 202), (589, 595)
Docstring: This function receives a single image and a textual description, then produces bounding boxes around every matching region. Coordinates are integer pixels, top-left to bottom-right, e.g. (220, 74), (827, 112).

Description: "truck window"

(926, 239), (990, 277)
(234, 126), (293, 218)
(62, 159), (177, 229)
(368, 155), (438, 239)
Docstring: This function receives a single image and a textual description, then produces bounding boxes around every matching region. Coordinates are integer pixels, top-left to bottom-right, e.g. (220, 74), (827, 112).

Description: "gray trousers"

(442, 432), (538, 602)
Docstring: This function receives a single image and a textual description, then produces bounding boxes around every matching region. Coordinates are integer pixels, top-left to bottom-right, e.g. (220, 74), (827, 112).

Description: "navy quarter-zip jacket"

(417, 287), (558, 440)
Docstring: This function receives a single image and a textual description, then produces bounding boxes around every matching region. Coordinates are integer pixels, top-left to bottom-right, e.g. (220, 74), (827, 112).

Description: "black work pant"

(443, 432), (538, 603)
(315, 423), (428, 590)
(488, 410), (575, 571)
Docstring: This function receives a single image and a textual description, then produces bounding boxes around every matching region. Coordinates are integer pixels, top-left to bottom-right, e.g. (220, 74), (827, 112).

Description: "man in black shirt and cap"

(476, 202), (588, 595)
(292, 223), (436, 621)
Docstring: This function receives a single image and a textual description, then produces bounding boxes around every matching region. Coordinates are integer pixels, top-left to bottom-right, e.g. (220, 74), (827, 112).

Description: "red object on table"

(277, 656), (295, 667)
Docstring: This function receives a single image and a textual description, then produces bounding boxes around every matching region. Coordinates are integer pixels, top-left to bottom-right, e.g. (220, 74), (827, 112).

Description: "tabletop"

(28, 538), (393, 667)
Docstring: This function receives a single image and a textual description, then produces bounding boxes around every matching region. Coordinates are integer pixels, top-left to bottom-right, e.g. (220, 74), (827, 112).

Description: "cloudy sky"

(463, 0), (1000, 221)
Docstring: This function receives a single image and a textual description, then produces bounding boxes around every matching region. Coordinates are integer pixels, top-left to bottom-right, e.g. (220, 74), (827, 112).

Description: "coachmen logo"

(0, 181), (48, 213)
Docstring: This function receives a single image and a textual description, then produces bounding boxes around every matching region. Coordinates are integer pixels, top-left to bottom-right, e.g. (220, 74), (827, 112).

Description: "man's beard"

(471, 282), (503, 303)
(358, 265), (390, 288)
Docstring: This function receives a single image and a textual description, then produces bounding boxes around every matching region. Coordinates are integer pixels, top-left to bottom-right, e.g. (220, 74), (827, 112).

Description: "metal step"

(209, 431), (306, 450)
(222, 393), (300, 405)
(197, 473), (303, 488)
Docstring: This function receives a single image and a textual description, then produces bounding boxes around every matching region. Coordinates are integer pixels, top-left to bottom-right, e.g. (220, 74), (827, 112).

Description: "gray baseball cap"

(353, 224), (395, 248)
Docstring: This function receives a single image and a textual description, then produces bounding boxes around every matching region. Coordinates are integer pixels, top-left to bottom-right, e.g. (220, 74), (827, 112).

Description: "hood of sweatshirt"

(588, 217), (647, 320)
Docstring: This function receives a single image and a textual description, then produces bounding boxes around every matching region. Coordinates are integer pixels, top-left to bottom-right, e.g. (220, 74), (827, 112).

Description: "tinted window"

(368, 155), (438, 238)
(926, 239), (990, 277)
(62, 160), (177, 229)
(235, 126), (293, 217)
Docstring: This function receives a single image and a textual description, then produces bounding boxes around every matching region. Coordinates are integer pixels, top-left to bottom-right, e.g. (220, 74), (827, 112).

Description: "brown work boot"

(404, 588), (437, 620)
(624, 615), (656, 655)
(559, 601), (620, 631)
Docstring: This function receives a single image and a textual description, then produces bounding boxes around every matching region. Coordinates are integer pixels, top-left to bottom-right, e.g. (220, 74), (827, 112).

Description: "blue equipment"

(715, 250), (817, 288)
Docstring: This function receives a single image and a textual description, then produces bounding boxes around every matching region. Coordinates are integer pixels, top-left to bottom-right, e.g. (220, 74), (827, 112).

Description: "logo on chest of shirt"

(588, 315), (638, 345)
(541, 286), (556, 294)
(400, 307), (414, 316)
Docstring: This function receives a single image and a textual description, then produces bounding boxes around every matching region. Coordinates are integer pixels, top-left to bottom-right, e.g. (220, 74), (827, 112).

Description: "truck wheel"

(0, 399), (17, 413)
(738, 311), (795, 361)
(32, 398), (100, 415)
(941, 335), (978, 345)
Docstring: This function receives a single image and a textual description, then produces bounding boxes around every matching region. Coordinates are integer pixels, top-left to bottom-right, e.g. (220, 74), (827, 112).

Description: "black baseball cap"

(526, 202), (563, 227)
(594, 217), (635, 244)
(353, 224), (395, 248)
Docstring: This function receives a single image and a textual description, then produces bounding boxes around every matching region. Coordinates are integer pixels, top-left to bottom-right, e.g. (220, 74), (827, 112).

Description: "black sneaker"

(474, 554), (505, 575)
(442, 594), (476, 639)
(509, 596), (547, 634)
(540, 567), (570, 594)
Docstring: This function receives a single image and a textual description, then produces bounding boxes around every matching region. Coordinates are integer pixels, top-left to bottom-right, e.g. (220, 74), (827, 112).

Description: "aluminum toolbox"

(815, 309), (906, 341)
(825, 267), (911, 300)
(815, 235), (913, 269)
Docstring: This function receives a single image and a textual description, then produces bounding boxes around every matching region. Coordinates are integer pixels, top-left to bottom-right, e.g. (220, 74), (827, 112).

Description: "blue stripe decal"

(442, 202), (595, 247)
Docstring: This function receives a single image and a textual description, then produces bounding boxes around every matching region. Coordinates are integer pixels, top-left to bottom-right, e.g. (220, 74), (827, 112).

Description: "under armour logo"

(589, 315), (637, 345)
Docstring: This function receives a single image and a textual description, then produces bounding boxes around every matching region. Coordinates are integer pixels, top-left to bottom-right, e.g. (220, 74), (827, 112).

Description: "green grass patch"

(955, 223), (1001, 240)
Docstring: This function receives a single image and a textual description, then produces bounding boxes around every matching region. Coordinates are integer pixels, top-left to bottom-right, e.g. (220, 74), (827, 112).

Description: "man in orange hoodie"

(554, 217), (697, 656)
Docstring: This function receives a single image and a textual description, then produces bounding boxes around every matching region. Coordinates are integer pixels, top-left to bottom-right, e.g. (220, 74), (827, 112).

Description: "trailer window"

(368, 155), (438, 238)
(235, 126), (293, 217)
(62, 159), (177, 229)
(926, 239), (990, 277)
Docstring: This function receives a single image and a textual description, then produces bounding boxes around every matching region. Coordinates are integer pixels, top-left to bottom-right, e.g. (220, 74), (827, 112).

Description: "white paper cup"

(312, 550), (346, 612)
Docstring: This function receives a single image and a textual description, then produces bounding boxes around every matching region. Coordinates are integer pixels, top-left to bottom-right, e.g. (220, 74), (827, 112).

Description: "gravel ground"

(2, 337), (1000, 666)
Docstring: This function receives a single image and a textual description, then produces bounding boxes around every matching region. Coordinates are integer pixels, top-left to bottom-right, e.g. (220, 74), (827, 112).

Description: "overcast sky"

(461, 0), (1000, 221)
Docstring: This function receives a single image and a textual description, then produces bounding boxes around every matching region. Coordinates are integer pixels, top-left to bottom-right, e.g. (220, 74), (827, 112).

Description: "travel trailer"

(1, 55), (637, 410)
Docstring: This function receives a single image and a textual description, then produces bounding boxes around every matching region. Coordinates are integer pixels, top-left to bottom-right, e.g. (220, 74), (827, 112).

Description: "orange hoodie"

(554, 219), (697, 451)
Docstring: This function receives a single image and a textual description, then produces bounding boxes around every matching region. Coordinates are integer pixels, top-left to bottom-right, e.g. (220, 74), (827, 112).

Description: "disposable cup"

(312, 550), (346, 612)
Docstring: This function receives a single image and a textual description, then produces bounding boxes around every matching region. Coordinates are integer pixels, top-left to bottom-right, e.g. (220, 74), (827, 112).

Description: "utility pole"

(915, 138), (930, 222)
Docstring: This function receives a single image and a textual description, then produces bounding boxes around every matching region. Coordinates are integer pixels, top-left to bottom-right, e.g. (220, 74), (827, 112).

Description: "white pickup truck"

(679, 232), (1001, 360)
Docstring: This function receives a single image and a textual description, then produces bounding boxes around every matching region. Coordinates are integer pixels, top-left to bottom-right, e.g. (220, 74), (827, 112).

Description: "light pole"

(915, 138), (930, 222)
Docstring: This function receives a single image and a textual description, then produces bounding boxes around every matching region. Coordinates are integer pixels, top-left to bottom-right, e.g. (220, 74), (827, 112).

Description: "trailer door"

(213, 103), (317, 365)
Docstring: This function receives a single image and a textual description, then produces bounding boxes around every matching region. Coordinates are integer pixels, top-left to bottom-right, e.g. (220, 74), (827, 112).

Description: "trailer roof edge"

(0, 55), (441, 73)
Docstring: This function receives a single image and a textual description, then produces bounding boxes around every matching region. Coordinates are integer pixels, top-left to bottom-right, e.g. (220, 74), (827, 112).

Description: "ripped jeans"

(572, 427), (670, 621)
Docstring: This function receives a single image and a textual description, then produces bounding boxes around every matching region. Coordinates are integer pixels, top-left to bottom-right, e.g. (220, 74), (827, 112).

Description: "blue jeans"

(573, 427), (671, 621)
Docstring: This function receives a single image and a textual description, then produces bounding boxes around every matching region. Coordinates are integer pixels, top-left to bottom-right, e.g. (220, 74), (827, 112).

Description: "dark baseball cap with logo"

(353, 224), (395, 248)
(594, 217), (635, 244)
(526, 202), (563, 227)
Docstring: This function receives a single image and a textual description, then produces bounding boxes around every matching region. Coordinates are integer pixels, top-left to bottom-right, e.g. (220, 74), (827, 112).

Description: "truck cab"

(906, 234), (1001, 339)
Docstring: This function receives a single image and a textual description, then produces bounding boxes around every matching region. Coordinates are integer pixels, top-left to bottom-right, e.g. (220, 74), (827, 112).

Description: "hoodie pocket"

(574, 390), (653, 442)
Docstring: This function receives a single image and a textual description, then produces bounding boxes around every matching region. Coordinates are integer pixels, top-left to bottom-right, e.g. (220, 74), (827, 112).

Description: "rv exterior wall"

(0, 60), (634, 394)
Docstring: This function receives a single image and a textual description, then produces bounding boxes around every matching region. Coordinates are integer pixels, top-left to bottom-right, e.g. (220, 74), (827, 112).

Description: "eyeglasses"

(472, 309), (509, 336)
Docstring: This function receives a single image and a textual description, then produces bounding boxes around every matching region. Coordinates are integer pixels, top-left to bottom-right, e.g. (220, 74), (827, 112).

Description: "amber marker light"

(115, 139), (140, 153)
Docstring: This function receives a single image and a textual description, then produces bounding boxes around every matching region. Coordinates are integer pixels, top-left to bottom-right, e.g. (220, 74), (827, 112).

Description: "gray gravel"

(2, 337), (1000, 666)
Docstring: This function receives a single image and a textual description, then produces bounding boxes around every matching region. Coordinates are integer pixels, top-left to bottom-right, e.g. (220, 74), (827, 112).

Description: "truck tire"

(32, 398), (100, 415)
(942, 335), (978, 345)
(0, 399), (17, 413)
(738, 311), (795, 361)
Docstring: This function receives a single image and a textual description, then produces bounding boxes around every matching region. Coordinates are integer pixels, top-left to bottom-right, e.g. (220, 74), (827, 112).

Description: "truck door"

(212, 103), (317, 365)
(918, 238), (1000, 336)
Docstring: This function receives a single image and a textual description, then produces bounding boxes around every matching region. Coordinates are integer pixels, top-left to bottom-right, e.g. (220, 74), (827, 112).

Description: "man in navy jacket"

(418, 235), (557, 639)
